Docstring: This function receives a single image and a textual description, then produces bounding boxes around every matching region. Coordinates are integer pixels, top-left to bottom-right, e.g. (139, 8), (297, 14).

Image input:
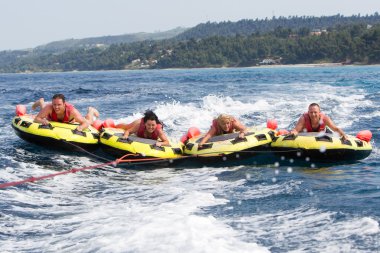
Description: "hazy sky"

(0, 0), (378, 50)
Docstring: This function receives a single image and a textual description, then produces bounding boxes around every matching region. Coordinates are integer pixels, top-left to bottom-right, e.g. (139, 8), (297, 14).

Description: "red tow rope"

(0, 154), (173, 189)
(0, 160), (117, 189)
(0, 152), (226, 189)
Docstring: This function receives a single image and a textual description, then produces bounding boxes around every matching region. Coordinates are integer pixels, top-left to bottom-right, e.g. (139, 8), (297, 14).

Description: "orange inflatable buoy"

(15, 105), (27, 116)
(180, 127), (201, 143)
(180, 134), (188, 144)
(102, 118), (115, 128)
(266, 119), (278, 130)
(91, 119), (103, 131)
(356, 130), (372, 142)
(277, 129), (290, 136)
(187, 127), (201, 139)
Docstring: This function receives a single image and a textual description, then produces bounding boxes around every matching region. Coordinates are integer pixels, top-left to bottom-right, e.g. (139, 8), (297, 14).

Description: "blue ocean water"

(0, 66), (379, 252)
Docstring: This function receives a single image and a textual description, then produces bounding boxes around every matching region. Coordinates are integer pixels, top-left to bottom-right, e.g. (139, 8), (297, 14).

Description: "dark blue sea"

(1, 66), (379, 252)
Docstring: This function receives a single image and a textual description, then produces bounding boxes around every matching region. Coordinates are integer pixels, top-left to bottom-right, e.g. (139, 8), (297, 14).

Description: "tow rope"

(0, 153), (197, 189)
(0, 142), (300, 189)
(0, 160), (117, 189)
(0, 153), (175, 189)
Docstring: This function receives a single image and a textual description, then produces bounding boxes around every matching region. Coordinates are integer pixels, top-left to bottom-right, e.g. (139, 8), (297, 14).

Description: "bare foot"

(32, 98), (45, 110)
(88, 107), (99, 117)
(86, 107), (99, 123)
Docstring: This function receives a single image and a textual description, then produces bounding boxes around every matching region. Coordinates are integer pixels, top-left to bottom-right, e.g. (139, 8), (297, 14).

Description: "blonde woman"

(199, 114), (247, 147)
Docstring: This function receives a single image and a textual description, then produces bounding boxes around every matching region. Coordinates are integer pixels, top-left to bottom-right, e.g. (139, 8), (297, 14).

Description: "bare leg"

(32, 98), (45, 111)
(85, 107), (99, 124)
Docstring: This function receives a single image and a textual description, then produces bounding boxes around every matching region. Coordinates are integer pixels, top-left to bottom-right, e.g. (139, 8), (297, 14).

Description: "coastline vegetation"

(0, 14), (379, 73)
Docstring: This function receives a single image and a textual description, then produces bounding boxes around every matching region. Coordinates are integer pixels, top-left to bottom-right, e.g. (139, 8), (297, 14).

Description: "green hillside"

(176, 13), (380, 40)
(1, 14), (380, 73)
(34, 27), (188, 53)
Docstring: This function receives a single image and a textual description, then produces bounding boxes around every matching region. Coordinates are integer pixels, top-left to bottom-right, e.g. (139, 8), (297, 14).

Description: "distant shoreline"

(5, 62), (380, 74)
(161, 62), (380, 71)
(249, 62), (345, 68)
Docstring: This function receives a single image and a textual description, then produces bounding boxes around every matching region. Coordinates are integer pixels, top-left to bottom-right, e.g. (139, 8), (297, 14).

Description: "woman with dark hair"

(120, 110), (169, 146)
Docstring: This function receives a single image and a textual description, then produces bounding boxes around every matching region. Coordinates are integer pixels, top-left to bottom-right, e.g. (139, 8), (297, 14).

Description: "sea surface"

(0, 66), (379, 252)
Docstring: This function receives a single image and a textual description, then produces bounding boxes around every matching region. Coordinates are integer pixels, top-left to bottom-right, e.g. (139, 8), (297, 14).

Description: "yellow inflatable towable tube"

(271, 132), (372, 162)
(12, 115), (100, 151)
(183, 127), (275, 158)
(99, 128), (184, 159)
